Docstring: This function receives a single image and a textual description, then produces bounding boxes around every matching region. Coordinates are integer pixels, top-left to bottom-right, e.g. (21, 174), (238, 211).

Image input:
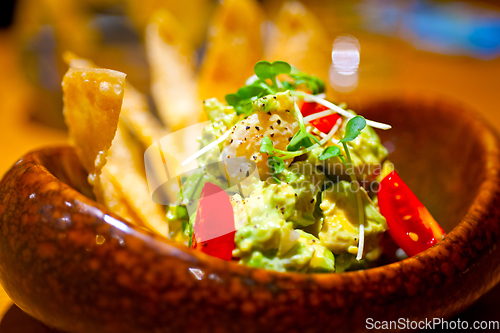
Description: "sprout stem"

(291, 91), (391, 130)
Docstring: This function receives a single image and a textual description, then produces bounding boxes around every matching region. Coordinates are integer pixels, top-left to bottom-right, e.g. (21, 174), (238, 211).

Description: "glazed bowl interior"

(359, 97), (486, 233)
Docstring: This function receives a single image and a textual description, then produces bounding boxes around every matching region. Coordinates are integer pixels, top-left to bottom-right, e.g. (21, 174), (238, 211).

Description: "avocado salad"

(165, 60), (445, 273)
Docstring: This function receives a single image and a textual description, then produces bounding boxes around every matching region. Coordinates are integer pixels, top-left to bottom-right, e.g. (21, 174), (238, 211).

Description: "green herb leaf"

(289, 71), (325, 94)
(225, 81), (272, 117)
(254, 61), (273, 80)
(225, 94), (241, 107)
(237, 103), (254, 117)
(340, 116), (366, 143)
(237, 85), (266, 99)
(319, 146), (342, 160)
(268, 156), (285, 174)
(254, 60), (292, 81)
(287, 131), (315, 151)
(272, 61), (292, 76)
(268, 156), (285, 183)
(260, 136), (275, 155)
(251, 79), (275, 94)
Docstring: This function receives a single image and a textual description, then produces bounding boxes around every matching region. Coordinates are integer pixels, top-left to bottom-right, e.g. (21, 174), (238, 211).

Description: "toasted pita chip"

(101, 126), (168, 236)
(63, 52), (166, 148)
(121, 82), (167, 148)
(265, 1), (331, 84)
(62, 67), (126, 197)
(63, 54), (168, 235)
(145, 10), (203, 132)
(15, 0), (97, 59)
(198, 0), (264, 101)
(125, 0), (213, 47)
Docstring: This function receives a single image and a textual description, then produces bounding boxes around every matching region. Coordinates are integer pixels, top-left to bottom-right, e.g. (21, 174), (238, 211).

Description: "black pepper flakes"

(246, 126), (250, 130)
(270, 133), (274, 137)
(230, 139), (233, 143)
(310, 199), (314, 203)
(277, 119), (281, 125)
(255, 126), (260, 131)
(267, 112), (272, 116)
(246, 171), (250, 177)
(288, 137), (292, 142)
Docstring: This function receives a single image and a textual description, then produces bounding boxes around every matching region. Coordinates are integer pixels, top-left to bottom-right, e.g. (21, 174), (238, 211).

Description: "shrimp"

(222, 109), (299, 179)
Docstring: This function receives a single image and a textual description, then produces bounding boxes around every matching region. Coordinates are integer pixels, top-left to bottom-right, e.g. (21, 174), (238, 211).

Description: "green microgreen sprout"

(287, 66), (325, 95)
(340, 116), (367, 143)
(254, 60), (292, 88)
(225, 84), (271, 116)
(319, 146), (344, 164)
(260, 136), (299, 183)
(225, 60), (328, 120)
(268, 156), (286, 183)
(287, 102), (320, 151)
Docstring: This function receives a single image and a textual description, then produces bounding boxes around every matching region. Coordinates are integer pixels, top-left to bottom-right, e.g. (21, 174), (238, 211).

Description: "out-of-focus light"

(332, 35), (360, 74)
(330, 35), (360, 93)
(189, 268), (205, 280)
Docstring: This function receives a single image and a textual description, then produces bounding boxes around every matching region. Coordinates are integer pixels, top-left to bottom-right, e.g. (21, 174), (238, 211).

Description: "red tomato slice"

(191, 182), (235, 260)
(300, 102), (341, 134)
(377, 171), (446, 256)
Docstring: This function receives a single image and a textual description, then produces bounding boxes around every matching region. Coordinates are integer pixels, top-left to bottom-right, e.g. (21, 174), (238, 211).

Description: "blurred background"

(0, 0), (499, 331)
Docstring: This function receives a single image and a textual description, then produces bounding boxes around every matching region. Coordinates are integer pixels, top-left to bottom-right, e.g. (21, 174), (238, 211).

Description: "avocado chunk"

(280, 161), (325, 228)
(252, 91), (295, 113)
(232, 181), (335, 273)
(319, 181), (387, 255)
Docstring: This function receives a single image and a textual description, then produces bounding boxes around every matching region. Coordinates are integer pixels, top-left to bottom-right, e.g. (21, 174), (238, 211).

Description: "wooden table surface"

(1, 13), (500, 331)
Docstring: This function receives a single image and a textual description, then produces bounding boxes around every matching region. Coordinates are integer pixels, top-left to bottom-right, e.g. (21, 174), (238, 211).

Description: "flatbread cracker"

(63, 52), (165, 148)
(102, 126), (168, 236)
(265, 1), (331, 85)
(198, 0), (264, 101)
(145, 10), (203, 131)
(62, 67), (126, 193)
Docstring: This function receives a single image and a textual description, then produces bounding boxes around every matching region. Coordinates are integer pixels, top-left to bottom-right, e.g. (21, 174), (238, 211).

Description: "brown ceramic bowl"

(1, 96), (500, 333)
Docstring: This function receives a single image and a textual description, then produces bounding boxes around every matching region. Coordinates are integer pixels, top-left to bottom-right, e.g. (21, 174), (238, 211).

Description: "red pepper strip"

(377, 171), (446, 256)
(300, 102), (341, 134)
(191, 182), (236, 260)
